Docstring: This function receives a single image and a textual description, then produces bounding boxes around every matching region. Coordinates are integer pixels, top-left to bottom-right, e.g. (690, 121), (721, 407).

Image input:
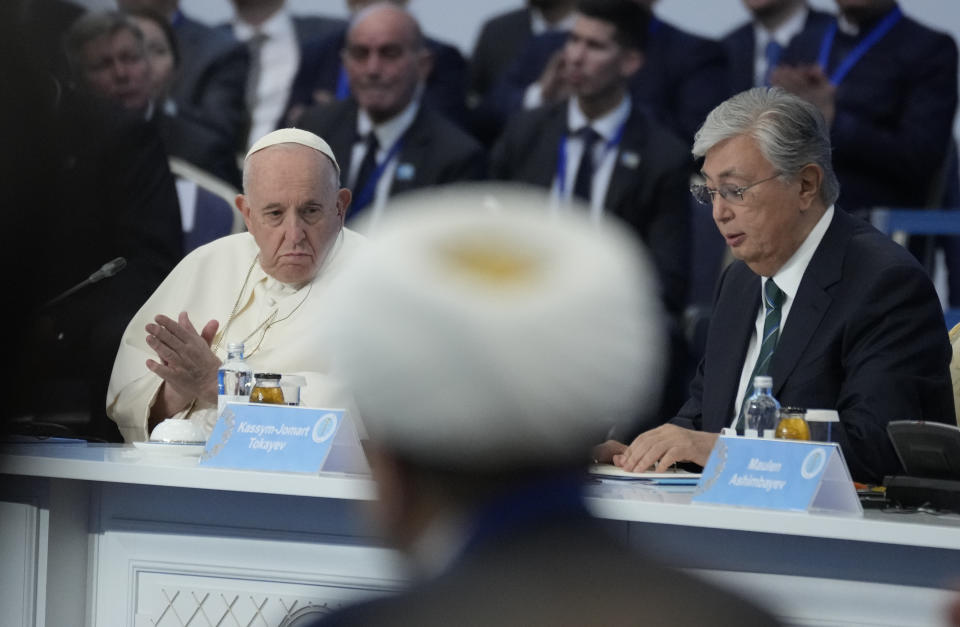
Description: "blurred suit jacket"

(171, 13), (249, 151)
(779, 6), (959, 211)
(722, 8), (834, 95)
(297, 99), (484, 212)
(308, 513), (780, 627)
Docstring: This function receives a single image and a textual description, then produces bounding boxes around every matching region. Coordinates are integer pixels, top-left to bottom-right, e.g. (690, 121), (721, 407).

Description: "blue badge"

(199, 403), (367, 474)
(691, 436), (861, 515)
(395, 163), (416, 181)
(619, 151), (641, 169)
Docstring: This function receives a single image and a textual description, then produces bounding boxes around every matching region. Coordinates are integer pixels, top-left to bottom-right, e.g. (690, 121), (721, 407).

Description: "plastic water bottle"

(744, 375), (780, 438)
(217, 342), (252, 416)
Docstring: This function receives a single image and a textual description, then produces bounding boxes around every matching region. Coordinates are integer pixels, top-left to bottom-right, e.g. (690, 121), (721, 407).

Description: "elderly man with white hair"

(304, 186), (778, 626)
(107, 128), (363, 442)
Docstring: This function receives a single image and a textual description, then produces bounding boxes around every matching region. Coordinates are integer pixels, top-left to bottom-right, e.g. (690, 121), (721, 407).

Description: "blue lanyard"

(556, 120), (627, 197)
(350, 135), (404, 212)
(817, 6), (903, 86)
(335, 65), (350, 101)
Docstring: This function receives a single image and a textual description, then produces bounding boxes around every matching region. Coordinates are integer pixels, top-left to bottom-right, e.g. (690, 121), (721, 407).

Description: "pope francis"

(107, 128), (364, 442)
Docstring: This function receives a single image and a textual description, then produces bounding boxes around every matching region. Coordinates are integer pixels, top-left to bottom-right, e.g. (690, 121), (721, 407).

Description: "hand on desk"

(604, 424), (718, 473)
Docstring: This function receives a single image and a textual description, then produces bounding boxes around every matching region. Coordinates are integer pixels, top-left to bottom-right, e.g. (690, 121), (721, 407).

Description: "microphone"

(42, 257), (127, 309)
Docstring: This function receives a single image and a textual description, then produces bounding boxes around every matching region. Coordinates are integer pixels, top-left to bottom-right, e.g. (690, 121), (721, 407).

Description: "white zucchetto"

(245, 127), (340, 176)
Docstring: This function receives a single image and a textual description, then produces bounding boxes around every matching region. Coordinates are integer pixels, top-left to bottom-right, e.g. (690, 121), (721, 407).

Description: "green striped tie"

(738, 279), (786, 431)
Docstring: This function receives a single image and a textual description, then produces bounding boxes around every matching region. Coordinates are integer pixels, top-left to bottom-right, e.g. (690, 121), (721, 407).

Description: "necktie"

(572, 127), (601, 202)
(763, 39), (783, 86)
(738, 279), (786, 430)
(245, 31), (268, 112)
(351, 132), (380, 211)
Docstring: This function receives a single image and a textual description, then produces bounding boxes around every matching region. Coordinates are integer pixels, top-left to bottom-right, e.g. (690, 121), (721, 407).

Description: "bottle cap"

(254, 372), (282, 380)
(227, 342), (245, 353)
(753, 375), (773, 388)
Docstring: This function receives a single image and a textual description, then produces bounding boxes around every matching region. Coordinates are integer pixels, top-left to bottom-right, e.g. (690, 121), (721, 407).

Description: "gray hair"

(692, 87), (840, 206)
(347, 2), (425, 51)
(64, 11), (145, 75)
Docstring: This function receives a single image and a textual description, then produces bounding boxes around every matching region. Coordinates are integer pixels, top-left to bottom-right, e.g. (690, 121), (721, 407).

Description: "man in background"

(118, 0), (250, 153)
(491, 0), (692, 428)
(723, 0), (833, 94)
(297, 3), (483, 232)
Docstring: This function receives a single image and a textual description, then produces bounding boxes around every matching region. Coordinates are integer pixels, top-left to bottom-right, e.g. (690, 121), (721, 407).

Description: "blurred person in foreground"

(107, 128), (363, 442)
(306, 185), (779, 626)
(598, 87), (954, 485)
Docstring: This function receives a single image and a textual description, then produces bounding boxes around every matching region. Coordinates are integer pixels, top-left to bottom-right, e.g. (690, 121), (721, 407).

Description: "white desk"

(2, 444), (959, 627)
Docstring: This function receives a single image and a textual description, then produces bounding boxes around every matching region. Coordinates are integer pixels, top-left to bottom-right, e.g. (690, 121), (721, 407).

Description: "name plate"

(199, 403), (368, 475)
(691, 436), (862, 515)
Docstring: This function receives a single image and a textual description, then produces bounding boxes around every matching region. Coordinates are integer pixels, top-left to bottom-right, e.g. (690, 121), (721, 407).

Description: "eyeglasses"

(689, 173), (781, 206)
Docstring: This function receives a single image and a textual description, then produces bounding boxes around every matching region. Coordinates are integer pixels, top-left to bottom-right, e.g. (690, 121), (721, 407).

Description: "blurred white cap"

(325, 184), (665, 470)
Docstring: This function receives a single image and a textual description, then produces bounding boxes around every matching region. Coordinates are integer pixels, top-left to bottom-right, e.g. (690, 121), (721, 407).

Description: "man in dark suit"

(469, 0), (576, 104)
(297, 3), (483, 231)
(307, 186), (780, 627)
(604, 87), (955, 485)
(490, 0), (691, 426)
(723, 0), (834, 95)
(772, 0), (958, 214)
(222, 0), (345, 147)
(483, 0), (728, 145)
(285, 0), (468, 128)
(119, 0), (249, 153)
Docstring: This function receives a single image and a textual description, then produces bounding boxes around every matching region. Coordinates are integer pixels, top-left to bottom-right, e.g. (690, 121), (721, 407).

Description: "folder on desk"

(588, 463), (701, 485)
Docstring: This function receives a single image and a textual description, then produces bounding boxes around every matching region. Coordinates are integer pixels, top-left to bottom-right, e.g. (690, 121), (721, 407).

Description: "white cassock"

(107, 229), (365, 442)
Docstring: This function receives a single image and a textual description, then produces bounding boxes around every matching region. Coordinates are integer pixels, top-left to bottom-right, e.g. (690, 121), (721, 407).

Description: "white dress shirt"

(348, 97), (420, 232)
(731, 205), (835, 426)
(550, 95), (631, 221)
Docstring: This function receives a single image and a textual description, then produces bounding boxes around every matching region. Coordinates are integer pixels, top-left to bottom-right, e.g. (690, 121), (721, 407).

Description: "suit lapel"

(603, 109), (646, 215)
(327, 102), (359, 185)
(390, 107), (429, 195)
(727, 27), (757, 94)
(769, 210), (849, 397)
(706, 265), (761, 429)
(526, 106), (567, 188)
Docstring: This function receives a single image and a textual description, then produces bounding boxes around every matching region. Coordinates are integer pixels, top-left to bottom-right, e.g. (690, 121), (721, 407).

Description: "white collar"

(233, 8), (293, 42)
(567, 95), (631, 143)
(753, 4), (809, 48)
(837, 14), (860, 37)
(766, 205), (834, 300)
(530, 8), (576, 36)
(357, 96), (420, 150)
